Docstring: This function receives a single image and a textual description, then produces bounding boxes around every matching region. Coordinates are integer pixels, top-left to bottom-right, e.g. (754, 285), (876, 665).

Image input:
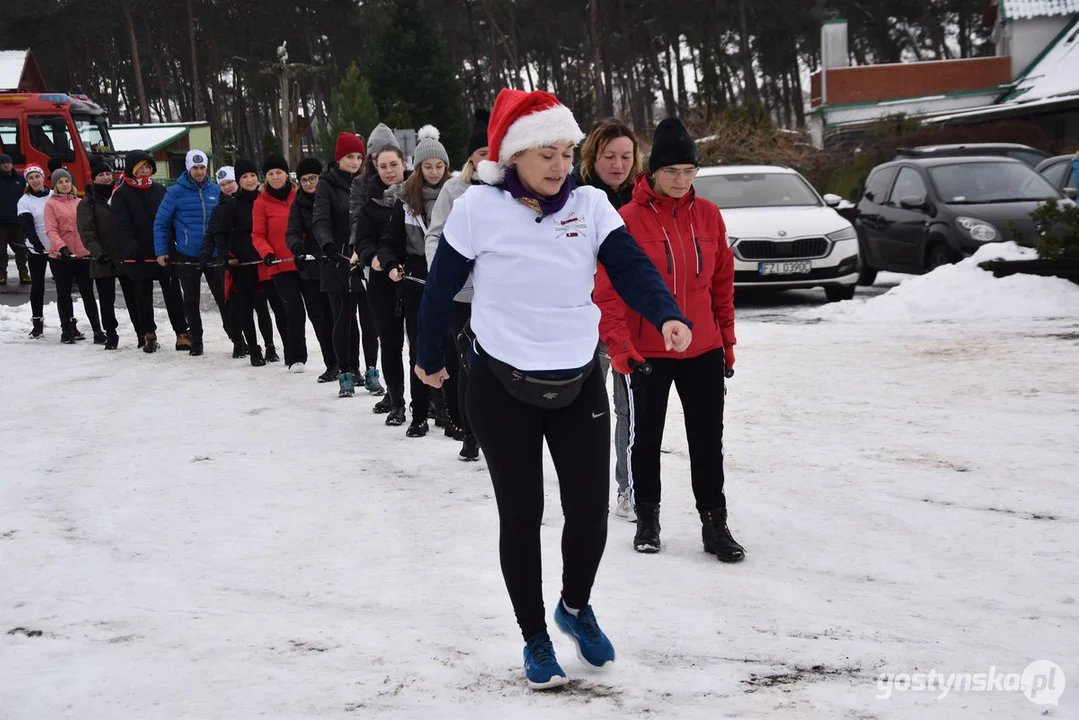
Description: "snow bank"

(805, 242), (1079, 323)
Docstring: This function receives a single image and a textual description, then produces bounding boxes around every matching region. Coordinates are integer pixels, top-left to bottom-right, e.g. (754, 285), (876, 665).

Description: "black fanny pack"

(476, 338), (595, 410)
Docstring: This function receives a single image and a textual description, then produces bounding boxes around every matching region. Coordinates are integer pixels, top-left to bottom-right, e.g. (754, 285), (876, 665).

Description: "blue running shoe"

(365, 367), (386, 395)
(523, 632), (568, 689)
(338, 372), (355, 398)
(554, 601), (615, 668)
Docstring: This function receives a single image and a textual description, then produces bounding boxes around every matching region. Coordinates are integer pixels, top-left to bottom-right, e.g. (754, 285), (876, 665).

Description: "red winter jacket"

(595, 174), (736, 360)
(252, 186), (296, 279)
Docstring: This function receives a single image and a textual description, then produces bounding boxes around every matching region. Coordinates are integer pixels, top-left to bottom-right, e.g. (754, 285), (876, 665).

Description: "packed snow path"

(2, 259), (1077, 718)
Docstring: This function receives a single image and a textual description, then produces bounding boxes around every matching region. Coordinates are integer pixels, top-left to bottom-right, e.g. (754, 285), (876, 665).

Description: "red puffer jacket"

(252, 186), (296, 279)
(595, 174), (736, 361)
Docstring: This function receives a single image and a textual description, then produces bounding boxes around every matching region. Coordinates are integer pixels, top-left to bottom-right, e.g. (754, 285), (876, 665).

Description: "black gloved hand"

(59, 247), (73, 259)
(263, 253), (277, 267)
(322, 242), (337, 260)
(98, 254), (111, 265)
(31, 241), (46, 254)
(198, 259), (208, 272)
(293, 254), (307, 271)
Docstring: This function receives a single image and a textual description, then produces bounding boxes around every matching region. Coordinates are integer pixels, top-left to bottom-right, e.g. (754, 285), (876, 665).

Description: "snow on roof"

(1007, 19), (1079, 102)
(108, 123), (192, 153)
(0, 50), (28, 91)
(1000, 0), (1079, 19)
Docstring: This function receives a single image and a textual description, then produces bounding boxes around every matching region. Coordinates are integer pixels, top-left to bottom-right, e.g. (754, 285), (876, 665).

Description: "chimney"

(821, 19), (849, 106)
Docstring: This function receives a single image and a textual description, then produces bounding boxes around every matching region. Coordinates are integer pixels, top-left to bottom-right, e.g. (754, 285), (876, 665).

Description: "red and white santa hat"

(476, 89), (585, 185)
(23, 165), (46, 179)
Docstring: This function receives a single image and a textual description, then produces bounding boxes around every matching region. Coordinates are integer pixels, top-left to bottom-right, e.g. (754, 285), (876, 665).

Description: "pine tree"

(364, 0), (468, 162)
(318, 62), (380, 161)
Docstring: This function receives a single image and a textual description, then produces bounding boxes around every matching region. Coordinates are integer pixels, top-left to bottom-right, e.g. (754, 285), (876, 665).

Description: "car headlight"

(726, 235), (738, 247)
(826, 226), (857, 242)
(956, 217), (998, 242)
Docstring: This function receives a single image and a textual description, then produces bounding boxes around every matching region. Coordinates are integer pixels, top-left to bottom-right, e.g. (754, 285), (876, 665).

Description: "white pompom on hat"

(475, 89), (585, 185)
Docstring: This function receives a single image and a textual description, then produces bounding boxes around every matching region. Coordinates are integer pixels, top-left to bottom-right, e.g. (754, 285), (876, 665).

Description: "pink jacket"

(44, 193), (89, 257)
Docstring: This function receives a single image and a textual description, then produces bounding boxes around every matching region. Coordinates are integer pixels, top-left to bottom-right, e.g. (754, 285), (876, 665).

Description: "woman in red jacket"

(594, 117), (744, 563)
(252, 154), (305, 373)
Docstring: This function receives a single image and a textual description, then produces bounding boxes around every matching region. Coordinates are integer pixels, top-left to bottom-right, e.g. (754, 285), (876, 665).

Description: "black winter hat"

(235, 158), (259, 180)
(0, 153), (11, 165)
(261, 153), (290, 176)
(648, 118), (698, 174)
(296, 157), (323, 178)
(90, 156), (112, 179)
(124, 150), (157, 176)
(466, 108), (491, 156)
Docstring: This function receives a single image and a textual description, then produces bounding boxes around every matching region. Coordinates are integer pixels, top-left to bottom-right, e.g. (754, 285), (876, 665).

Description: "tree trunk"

(736, 0), (760, 105)
(123, 4), (150, 123)
(186, 0), (205, 120)
(674, 38), (688, 115)
(143, 17), (174, 123)
(588, 0), (609, 117)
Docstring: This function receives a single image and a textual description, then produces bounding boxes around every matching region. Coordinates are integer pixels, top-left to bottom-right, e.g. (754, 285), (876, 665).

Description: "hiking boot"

(406, 417), (429, 437)
(338, 372), (356, 398)
(175, 332), (192, 351)
(250, 345), (266, 366)
(143, 332), (159, 353)
(701, 508), (746, 563)
(70, 319), (86, 341)
(373, 395), (392, 414)
(364, 367), (386, 395)
(386, 403), (406, 426)
(443, 419), (466, 441)
(232, 342), (247, 359)
(317, 367), (338, 383)
(29, 318), (44, 339)
(554, 600), (615, 668)
(104, 332), (119, 350)
(189, 341), (204, 356)
(459, 434), (480, 462)
(633, 502), (661, 553)
(522, 632), (567, 690)
(265, 345), (280, 363)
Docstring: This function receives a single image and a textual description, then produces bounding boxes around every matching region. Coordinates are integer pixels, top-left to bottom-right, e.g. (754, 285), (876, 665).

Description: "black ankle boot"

(633, 502), (661, 553)
(386, 402), (406, 426)
(701, 508), (745, 563)
(405, 416), (429, 437)
(250, 345), (266, 366)
(104, 332), (119, 350)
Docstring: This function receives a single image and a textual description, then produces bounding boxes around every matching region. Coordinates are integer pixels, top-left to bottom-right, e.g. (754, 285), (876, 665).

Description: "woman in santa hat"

(414, 89), (691, 690)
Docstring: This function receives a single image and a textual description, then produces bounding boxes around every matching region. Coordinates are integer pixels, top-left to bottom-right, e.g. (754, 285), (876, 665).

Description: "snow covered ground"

(2, 248), (1078, 719)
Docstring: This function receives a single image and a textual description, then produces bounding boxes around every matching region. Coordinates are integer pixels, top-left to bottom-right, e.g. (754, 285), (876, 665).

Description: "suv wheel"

(825, 285), (856, 303)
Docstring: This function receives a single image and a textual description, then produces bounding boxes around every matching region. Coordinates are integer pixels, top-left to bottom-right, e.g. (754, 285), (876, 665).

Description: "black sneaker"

(318, 367), (338, 383)
(265, 345), (280, 363)
(60, 331), (76, 345)
(701, 508), (745, 563)
(93, 331), (107, 345)
(406, 418), (429, 437)
(250, 345), (266, 367)
(633, 502), (661, 553)
(459, 435), (480, 462)
(189, 342), (204, 357)
(386, 404), (406, 426)
(29, 318), (44, 339)
(373, 396), (392, 414)
(104, 332), (119, 350)
(232, 343), (247, 359)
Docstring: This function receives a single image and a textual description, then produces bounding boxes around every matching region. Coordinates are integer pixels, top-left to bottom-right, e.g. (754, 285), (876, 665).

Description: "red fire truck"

(0, 92), (121, 190)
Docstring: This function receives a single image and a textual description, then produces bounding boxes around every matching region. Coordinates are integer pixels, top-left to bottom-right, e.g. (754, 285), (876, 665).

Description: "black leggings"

(28, 253), (48, 318)
(328, 290), (379, 375)
(272, 271), (307, 366)
(402, 279), (431, 419)
(443, 301), (472, 434)
(467, 356), (610, 640)
(627, 348), (727, 512)
(49, 258), (101, 333)
(228, 265), (260, 350)
(301, 277), (335, 371)
(94, 274), (139, 335)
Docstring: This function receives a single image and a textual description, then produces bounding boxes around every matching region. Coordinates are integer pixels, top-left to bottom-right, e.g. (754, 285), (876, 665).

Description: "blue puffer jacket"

(153, 170), (221, 258)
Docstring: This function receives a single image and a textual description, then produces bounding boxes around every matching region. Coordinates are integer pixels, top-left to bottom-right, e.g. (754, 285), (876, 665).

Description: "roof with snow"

(1006, 17), (1079, 101)
(0, 49), (47, 93)
(109, 122), (207, 153)
(1000, 0), (1079, 19)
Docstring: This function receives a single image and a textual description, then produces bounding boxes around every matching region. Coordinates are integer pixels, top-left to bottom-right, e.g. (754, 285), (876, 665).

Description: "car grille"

(736, 238), (830, 260)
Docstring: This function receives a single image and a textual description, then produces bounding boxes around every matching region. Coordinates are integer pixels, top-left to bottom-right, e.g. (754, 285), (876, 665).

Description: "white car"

(693, 165), (860, 301)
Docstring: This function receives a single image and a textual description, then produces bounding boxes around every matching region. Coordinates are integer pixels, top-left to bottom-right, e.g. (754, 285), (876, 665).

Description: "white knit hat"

(186, 149), (209, 171)
(215, 166), (235, 183)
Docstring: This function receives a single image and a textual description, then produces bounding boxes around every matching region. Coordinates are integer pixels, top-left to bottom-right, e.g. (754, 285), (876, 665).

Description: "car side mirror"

(899, 196), (929, 212)
(823, 193), (842, 208)
(1064, 187), (1078, 201)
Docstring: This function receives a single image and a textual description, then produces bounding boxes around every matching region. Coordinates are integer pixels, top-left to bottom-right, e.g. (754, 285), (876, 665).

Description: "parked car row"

(695, 143), (1074, 301)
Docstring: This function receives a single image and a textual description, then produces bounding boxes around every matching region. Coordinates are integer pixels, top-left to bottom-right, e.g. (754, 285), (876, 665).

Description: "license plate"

(759, 261), (812, 275)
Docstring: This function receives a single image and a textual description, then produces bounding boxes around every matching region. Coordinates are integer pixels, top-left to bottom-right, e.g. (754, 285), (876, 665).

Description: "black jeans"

(272, 271), (307, 366)
(0, 223), (29, 277)
(467, 356), (610, 641)
(228, 265), (260, 350)
(204, 264), (231, 341)
(94, 274), (139, 335)
(301, 277), (335, 371)
(174, 255), (206, 343)
(159, 273), (188, 336)
(367, 271), (408, 405)
(28, 253), (49, 318)
(49, 258), (101, 333)
(327, 290), (380, 375)
(627, 348), (727, 512)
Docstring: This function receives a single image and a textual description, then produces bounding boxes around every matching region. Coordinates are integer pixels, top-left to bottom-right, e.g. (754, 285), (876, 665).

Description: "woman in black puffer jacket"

(313, 132), (380, 398)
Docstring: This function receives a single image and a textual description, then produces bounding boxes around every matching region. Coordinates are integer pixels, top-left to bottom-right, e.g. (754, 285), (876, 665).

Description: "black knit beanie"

(467, 108), (491, 156)
(261, 153), (290, 176)
(90, 156), (113, 179)
(648, 118), (698, 173)
(235, 158), (259, 180)
(295, 157), (323, 178)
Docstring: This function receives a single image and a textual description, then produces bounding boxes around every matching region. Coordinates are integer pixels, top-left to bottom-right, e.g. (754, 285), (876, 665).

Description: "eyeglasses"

(657, 167), (698, 179)
(299, 176), (318, 185)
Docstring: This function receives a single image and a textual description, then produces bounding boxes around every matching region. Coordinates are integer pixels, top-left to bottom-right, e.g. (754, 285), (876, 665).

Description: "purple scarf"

(504, 168), (573, 217)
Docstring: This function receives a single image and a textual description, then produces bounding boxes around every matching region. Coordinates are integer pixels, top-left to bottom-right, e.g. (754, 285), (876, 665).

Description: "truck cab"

(0, 92), (121, 191)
